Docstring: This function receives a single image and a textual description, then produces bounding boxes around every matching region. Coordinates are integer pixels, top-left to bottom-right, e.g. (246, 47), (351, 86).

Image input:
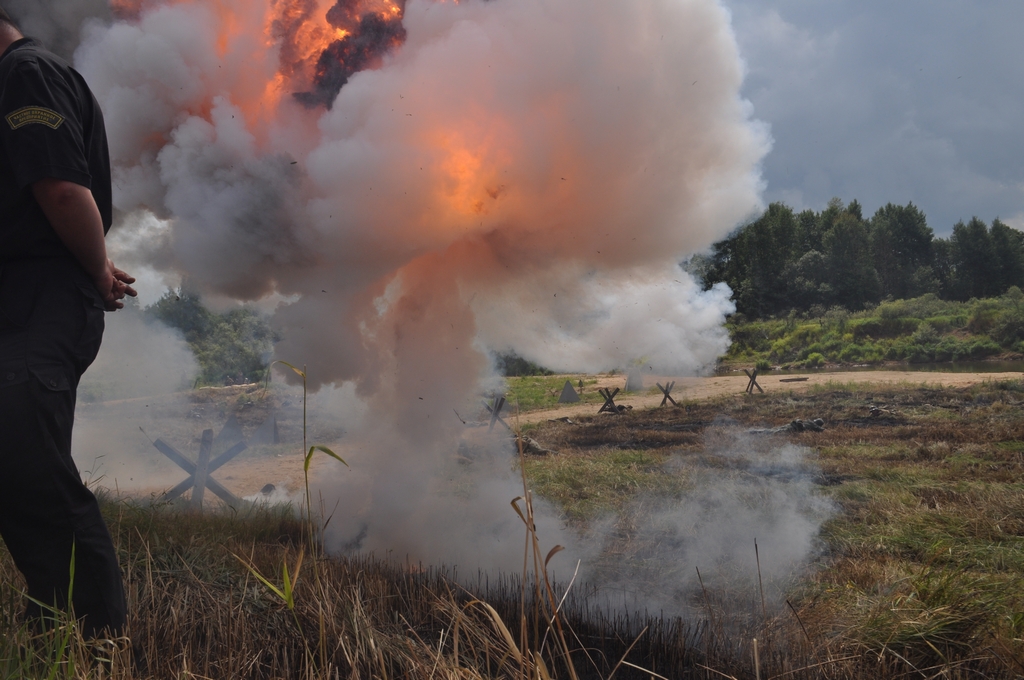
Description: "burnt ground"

(526, 381), (1024, 459)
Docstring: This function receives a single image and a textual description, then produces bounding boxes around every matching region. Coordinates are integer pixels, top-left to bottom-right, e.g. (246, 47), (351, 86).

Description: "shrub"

(924, 315), (965, 332)
(911, 322), (941, 346)
(993, 310), (1024, 347)
(933, 337), (960, 362)
(494, 352), (553, 377)
(903, 344), (932, 363)
(967, 338), (1001, 359)
(966, 300), (1001, 334)
(850, 317), (921, 340)
(899, 293), (951, 319)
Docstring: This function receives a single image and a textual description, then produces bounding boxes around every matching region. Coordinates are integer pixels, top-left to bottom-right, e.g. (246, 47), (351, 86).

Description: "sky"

(725, 0), (1024, 236)
(7, 0), (1022, 241)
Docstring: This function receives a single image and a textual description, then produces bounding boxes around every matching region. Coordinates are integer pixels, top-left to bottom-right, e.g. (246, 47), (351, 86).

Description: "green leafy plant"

(236, 361), (348, 672)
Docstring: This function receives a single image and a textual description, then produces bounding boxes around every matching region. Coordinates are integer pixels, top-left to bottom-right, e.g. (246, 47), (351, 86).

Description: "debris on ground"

(515, 434), (554, 455)
(749, 418), (825, 435)
(869, 405), (900, 418)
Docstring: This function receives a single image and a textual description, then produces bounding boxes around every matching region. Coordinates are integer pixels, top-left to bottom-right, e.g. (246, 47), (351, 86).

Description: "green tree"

(989, 218), (1024, 293)
(869, 202), (933, 299)
(146, 288), (277, 385)
(794, 208), (825, 254)
(699, 198), (1022, 320)
(738, 202), (799, 316)
(822, 210), (881, 309)
(947, 218), (995, 300)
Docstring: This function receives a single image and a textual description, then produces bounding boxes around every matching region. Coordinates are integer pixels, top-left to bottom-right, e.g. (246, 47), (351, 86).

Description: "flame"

(144, 0), (399, 136)
(111, 0), (511, 222)
(259, 0), (406, 109)
(109, 0), (147, 19)
(433, 135), (511, 221)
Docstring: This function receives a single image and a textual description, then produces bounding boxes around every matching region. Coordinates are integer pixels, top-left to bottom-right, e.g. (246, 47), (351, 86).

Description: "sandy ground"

(517, 369), (1024, 424)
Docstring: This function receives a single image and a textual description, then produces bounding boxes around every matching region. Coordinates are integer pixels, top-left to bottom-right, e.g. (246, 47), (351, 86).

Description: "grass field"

(2, 379), (1023, 678)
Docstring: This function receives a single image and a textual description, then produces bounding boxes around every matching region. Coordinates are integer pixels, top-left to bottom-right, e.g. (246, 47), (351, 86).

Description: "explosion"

(81, 0), (767, 404)
(274, 0), (406, 108)
(66, 0), (782, 576)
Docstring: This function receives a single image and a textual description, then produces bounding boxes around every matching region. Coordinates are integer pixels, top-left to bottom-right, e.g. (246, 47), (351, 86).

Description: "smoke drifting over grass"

(587, 433), (835, 616)
(79, 309), (198, 403)
(73, 310), (201, 493)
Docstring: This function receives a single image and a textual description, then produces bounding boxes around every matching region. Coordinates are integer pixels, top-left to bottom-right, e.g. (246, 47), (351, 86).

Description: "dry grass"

(3, 380), (1024, 677)
(520, 378), (1024, 678)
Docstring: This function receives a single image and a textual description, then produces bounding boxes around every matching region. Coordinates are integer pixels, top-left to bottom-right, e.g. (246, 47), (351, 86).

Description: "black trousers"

(0, 258), (126, 638)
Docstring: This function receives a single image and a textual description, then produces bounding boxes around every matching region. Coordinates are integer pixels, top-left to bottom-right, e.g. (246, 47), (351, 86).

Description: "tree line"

(690, 198), (1024, 319)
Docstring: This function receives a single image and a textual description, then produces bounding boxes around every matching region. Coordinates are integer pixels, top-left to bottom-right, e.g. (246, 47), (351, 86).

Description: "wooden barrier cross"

(597, 387), (621, 414)
(484, 395), (510, 432)
(744, 368), (764, 394)
(153, 428), (247, 508)
(657, 381), (677, 406)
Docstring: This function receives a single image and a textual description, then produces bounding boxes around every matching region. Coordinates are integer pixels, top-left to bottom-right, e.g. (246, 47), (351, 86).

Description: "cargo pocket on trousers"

(30, 364), (71, 393)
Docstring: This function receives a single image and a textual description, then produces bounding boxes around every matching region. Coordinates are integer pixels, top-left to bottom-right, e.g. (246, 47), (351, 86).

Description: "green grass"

(503, 374), (604, 411)
(724, 291), (1024, 368)
(522, 449), (689, 522)
(518, 379), (1024, 674)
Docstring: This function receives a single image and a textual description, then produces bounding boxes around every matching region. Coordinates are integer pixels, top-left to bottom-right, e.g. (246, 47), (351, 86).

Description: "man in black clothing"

(0, 7), (135, 637)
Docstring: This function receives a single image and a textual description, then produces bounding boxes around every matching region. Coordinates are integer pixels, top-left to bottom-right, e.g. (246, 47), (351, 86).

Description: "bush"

(911, 322), (941, 346)
(838, 343), (878, 363)
(146, 289), (277, 385)
(904, 344), (932, 363)
(494, 352), (553, 377)
(805, 352), (825, 368)
(725, 292), (1016, 368)
(755, 358), (771, 372)
(923, 315), (966, 332)
(966, 300), (1001, 334)
(967, 338), (1001, 358)
(933, 336), (960, 362)
(850, 317), (921, 340)
(993, 310), (1024, 346)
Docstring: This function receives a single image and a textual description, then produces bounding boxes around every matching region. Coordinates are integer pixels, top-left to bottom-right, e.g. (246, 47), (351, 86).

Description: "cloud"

(727, 0), (1024, 232)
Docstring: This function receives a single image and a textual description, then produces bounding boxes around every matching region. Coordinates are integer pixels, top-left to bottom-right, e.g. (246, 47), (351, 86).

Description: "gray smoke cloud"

(73, 308), (201, 492)
(4, 0), (110, 60)
(78, 306), (198, 402)
(585, 433), (835, 616)
(65, 0), (792, 581)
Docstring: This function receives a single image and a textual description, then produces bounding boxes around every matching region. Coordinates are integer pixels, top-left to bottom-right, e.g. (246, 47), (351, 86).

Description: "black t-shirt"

(0, 37), (112, 263)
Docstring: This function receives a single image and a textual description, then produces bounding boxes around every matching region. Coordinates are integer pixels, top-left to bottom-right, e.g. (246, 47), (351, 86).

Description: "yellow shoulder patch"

(5, 106), (65, 130)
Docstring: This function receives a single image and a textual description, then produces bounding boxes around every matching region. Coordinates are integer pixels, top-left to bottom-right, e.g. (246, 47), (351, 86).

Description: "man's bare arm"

(31, 178), (136, 310)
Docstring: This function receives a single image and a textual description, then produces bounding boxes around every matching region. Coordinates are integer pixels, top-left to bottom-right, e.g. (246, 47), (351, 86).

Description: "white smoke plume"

(61, 0), (781, 578)
(74, 0), (766, 389)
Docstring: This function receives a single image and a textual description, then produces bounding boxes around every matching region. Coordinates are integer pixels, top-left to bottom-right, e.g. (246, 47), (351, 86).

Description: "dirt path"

(517, 369), (1024, 424)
